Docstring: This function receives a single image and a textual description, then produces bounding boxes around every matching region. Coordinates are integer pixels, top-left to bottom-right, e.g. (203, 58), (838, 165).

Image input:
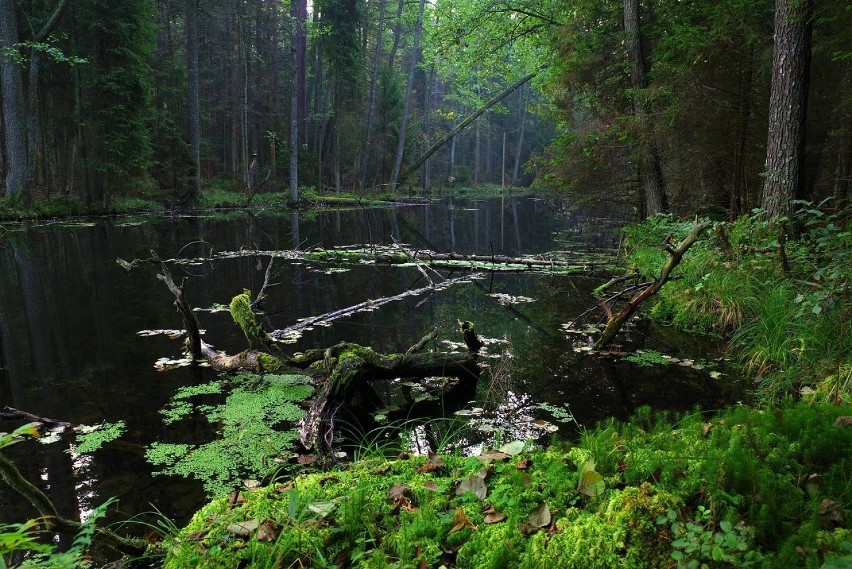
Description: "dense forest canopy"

(0, 0), (849, 216)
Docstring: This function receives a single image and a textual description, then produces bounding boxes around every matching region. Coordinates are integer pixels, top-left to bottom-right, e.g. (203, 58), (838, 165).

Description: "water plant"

(146, 372), (314, 495)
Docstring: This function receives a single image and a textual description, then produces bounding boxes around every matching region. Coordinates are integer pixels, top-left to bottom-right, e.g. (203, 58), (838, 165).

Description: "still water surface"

(0, 197), (736, 531)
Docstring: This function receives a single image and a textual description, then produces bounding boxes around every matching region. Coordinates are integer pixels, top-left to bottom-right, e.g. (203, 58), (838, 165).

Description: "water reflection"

(0, 198), (730, 536)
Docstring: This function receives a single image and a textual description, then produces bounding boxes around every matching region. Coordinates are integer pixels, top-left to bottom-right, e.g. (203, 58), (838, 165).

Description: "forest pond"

(0, 197), (741, 531)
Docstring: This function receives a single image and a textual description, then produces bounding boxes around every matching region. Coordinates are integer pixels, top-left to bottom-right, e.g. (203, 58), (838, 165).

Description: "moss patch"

(161, 402), (852, 568)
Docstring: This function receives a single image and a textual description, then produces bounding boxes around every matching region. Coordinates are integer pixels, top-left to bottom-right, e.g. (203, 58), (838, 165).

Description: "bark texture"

(761, 0), (813, 219)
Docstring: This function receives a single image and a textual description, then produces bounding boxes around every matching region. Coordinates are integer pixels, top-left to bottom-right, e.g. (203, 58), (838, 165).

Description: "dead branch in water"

(592, 221), (711, 349)
(120, 252), (485, 449)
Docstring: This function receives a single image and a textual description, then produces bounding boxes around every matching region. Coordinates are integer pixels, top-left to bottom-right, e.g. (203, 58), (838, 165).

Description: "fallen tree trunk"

(594, 221), (711, 349)
(399, 70), (539, 185)
(207, 245), (613, 275)
(123, 255), (485, 449)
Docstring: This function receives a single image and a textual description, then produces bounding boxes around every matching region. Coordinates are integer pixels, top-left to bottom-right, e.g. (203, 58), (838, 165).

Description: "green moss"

(161, 402), (851, 567)
(229, 291), (269, 350)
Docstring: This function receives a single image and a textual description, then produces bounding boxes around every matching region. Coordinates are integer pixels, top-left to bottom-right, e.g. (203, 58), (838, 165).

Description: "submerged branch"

(0, 452), (147, 554)
(270, 272), (480, 341)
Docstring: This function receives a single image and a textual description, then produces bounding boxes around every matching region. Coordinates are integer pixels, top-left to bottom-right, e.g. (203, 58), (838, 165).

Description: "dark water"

(0, 197), (736, 535)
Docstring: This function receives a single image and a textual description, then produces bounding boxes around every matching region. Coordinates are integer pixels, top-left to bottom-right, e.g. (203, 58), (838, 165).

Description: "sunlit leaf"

(499, 441), (525, 456)
(577, 461), (605, 497)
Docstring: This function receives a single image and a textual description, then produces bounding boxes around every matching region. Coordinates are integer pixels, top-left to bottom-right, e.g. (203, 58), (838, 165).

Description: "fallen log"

(207, 245), (613, 275)
(126, 254), (485, 450)
(594, 221), (711, 349)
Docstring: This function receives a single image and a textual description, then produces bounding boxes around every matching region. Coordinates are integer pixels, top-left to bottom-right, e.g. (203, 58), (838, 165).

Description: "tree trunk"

(186, 0), (201, 200)
(0, 0), (28, 199)
(624, 0), (667, 216)
(289, 0), (299, 202)
(760, 0), (813, 219)
(511, 84), (528, 187)
(359, 0), (386, 192)
(400, 71), (537, 184)
(389, 0), (425, 192)
(295, 0), (307, 143)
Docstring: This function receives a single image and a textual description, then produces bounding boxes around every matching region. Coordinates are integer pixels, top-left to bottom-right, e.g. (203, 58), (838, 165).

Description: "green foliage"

(162, 402), (851, 568)
(621, 208), (852, 403)
(75, 0), (157, 195)
(665, 505), (763, 567)
(147, 373), (313, 496)
(1, 499), (114, 568)
(0, 423), (41, 450)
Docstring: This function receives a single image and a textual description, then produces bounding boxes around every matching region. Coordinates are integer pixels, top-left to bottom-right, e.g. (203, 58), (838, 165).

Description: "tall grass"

(623, 207), (852, 404)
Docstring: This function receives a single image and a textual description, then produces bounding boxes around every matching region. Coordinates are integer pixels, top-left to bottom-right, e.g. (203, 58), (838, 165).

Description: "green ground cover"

(161, 402), (851, 568)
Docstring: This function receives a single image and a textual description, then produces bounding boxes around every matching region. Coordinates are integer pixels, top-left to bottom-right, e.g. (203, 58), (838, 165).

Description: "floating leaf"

(528, 503), (551, 527)
(456, 474), (487, 500)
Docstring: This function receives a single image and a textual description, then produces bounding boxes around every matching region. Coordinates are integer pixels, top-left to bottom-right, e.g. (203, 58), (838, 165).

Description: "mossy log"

(148, 275), (483, 448)
(594, 221), (710, 349)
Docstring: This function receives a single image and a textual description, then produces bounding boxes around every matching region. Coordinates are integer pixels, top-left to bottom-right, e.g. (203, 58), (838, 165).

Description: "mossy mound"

(162, 402), (851, 568)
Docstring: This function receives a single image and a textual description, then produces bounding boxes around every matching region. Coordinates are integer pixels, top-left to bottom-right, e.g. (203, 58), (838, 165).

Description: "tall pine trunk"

(186, 0), (201, 199)
(761, 0), (813, 219)
(1, 0), (28, 199)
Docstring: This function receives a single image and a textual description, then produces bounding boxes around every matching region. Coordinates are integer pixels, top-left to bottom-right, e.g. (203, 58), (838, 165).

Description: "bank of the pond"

(619, 209), (851, 406)
(0, 184), (518, 222)
(158, 207), (852, 568)
(161, 402), (851, 568)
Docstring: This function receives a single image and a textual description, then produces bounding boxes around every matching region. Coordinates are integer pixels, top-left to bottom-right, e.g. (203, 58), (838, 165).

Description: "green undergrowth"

(161, 402), (852, 568)
(622, 203), (852, 404)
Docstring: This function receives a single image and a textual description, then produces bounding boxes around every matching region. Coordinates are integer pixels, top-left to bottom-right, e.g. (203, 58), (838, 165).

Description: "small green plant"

(73, 421), (126, 453)
(623, 349), (672, 367)
(664, 505), (764, 567)
(1, 500), (115, 568)
(147, 372), (313, 496)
